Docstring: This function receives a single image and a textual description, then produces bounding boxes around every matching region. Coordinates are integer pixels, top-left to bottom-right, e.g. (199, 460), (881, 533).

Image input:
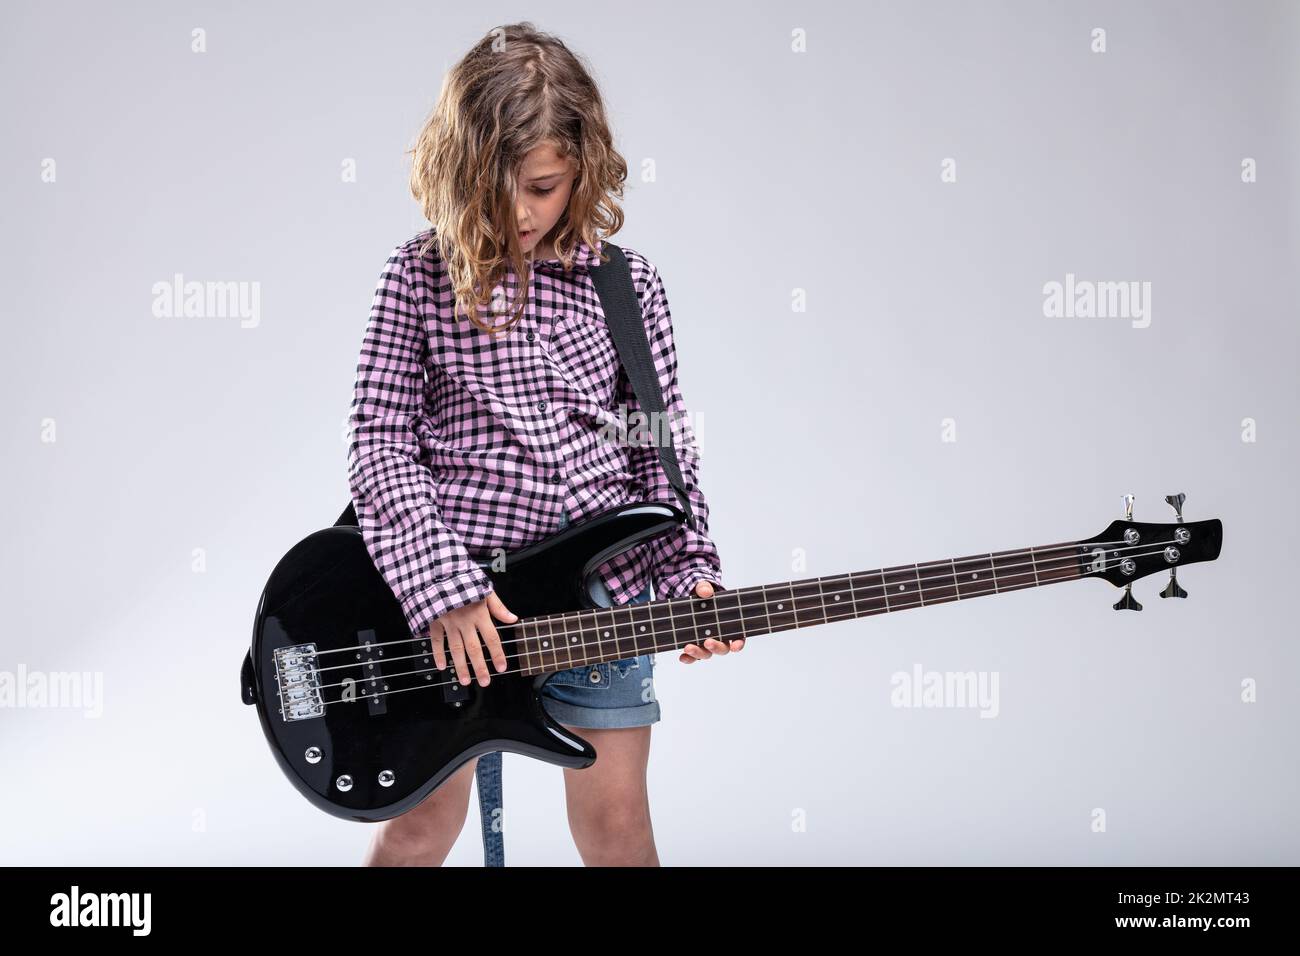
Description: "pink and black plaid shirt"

(346, 229), (723, 642)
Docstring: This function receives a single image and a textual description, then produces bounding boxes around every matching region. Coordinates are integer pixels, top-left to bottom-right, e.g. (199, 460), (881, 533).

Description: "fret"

(647, 596), (667, 653)
(626, 602), (654, 657)
(610, 605), (632, 660)
(555, 611), (577, 670)
(568, 610), (589, 668)
(591, 607), (618, 666)
(881, 564), (924, 611)
(691, 595), (724, 648)
(712, 589), (747, 642)
(683, 591), (700, 647)
(1032, 541), (1083, 584)
(952, 553), (997, 598)
(536, 615), (558, 672)
(607, 603), (634, 660)
(737, 586), (773, 639)
(759, 584), (774, 634)
(991, 547), (1035, 590)
(647, 598), (679, 653)
(761, 582), (798, 632)
(791, 579), (827, 627)
(548, 611), (570, 672)
(850, 569), (889, 616)
(529, 617), (545, 672)
(916, 559), (960, 605)
(819, 575), (855, 623)
(521, 619), (538, 674)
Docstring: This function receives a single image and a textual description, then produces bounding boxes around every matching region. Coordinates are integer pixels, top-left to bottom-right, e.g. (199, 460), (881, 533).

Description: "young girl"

(346, 22), (744, 867)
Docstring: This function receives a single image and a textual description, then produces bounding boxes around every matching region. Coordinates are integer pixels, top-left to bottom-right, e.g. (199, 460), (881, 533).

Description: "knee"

(364, 775), (475, 866)
(571, 801), (653, 857)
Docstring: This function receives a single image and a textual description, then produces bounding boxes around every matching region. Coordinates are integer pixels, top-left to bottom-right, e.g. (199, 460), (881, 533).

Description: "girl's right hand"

(430, 592), (519, 687)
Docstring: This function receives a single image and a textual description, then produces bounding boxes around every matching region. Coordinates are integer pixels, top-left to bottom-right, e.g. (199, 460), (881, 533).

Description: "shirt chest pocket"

(550, 312), (621, 408)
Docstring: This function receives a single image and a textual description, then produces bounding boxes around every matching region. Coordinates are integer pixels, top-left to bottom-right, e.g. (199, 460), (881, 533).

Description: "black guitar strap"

(254, 240), (685, 868)
(588, 242), (698, 532)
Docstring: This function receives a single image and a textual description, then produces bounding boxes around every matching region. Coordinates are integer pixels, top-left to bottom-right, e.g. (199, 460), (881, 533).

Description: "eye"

(531, 186), (556, 196)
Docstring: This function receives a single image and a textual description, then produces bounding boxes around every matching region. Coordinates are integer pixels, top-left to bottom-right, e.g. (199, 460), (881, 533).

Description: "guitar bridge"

(273, 643), (324, 722)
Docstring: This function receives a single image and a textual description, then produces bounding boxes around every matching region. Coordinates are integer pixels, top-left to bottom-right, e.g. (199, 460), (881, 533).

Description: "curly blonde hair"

(408, 22), (628, 335)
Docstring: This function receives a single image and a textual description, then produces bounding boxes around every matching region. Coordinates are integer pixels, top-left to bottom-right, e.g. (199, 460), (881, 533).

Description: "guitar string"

(302, 535), (1123, 673)
(300, 533), (1162, 677)
(304, 538), (1182, 709)
(302, 534), (1136, 662)
(284, 539), (1184, 706)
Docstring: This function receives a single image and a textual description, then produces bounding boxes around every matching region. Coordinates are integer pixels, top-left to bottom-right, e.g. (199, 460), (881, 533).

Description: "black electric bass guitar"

(242, 493), (1221, 821)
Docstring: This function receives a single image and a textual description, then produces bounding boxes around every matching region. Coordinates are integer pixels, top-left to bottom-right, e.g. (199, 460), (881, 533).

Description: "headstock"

(1077, 493), (1223, 611)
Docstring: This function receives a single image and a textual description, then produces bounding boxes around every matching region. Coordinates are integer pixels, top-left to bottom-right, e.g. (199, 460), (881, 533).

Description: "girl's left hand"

(678, 580), (745, 663)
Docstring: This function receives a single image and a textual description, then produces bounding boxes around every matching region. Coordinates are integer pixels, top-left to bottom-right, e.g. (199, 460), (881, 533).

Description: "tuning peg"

(1113, 583), (1143, 611)
(1160, 494), (1189, 598)
(1115, 498), (1138, 611)
(1160, 568), (1188, 599)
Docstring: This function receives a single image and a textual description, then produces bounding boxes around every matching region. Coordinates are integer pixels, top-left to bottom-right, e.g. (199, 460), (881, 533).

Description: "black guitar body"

(247, 501), (685, 822)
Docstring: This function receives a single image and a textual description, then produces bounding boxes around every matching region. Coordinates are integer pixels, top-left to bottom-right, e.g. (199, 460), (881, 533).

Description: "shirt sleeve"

(616, 261), (725, 600)
(346, 248), (495, 640)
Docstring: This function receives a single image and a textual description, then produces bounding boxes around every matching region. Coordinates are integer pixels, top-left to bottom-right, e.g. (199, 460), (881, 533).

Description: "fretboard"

(515, 539), (1085, 677)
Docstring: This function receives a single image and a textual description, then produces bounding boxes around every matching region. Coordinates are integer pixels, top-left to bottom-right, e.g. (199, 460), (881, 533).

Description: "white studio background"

(1, 0), (1296, 865)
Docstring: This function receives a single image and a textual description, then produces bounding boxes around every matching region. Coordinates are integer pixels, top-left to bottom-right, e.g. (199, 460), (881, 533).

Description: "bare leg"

(559, 724), (659, 866)
(362, 756), (478, 866)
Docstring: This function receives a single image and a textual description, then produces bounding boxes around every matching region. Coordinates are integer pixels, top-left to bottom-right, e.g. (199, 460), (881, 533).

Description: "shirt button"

(550, 471), (562, 483)
(537, 400), (547, 411)
(526, 331), (536, 342)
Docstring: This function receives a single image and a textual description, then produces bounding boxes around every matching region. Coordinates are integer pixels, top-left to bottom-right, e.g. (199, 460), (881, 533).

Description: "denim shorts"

(538, 509), (660, 730)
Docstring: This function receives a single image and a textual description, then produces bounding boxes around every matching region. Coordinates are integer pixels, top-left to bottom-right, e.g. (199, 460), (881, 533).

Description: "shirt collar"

(533, 237), (603, 274)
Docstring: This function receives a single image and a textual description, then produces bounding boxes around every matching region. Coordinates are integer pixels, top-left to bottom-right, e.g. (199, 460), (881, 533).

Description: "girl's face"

(514, 141), (577, 257)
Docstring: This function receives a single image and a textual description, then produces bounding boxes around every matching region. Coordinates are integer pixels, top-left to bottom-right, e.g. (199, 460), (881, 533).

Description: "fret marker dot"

(639, 626), (646, 632)
(603, 630), (610, 637)
(898, 585), (906, 591)
(542, 641), (549, 648)
(570, 637), (577, 644)
(777, 603), (784, 610)
(833, 594), (841, 601)
(705, 629), (712, 636)
(971, 573), (978, 579)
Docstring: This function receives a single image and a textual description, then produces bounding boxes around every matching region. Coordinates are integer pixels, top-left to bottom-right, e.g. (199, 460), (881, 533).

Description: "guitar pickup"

(441, 674), (471, 705)
(355, 628), (388, 716)
(408, 631), (468, 705)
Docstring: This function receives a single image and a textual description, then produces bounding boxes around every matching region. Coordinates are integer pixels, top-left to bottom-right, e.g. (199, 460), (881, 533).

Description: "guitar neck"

(516, 538), (1085, 677)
